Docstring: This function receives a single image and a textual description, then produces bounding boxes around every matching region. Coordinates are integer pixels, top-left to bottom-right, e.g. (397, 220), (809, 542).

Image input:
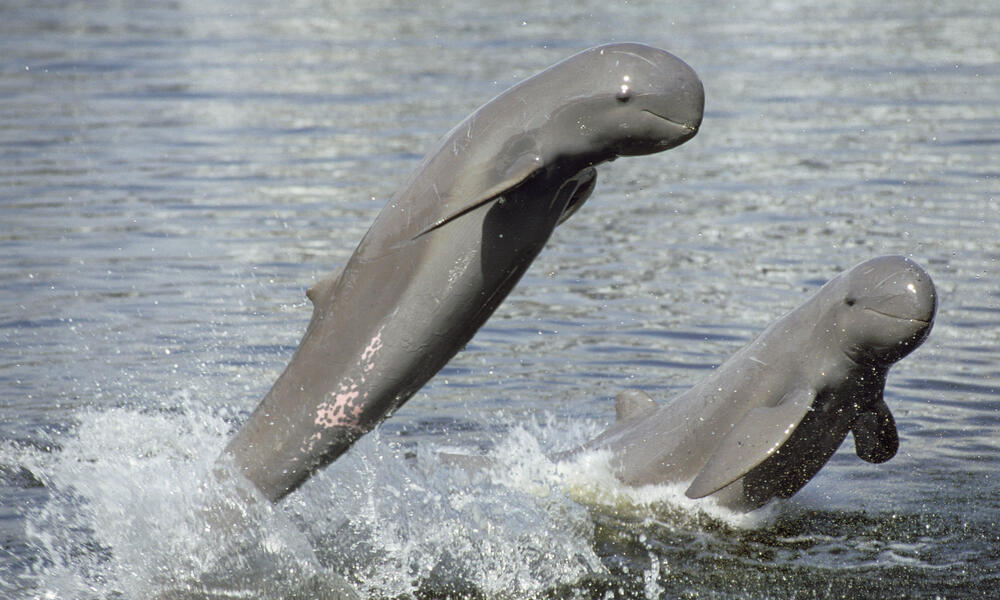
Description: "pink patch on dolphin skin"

(361, 331), (383, 363)
(315, 387), (363, 429)
(313, 327), (385, 431)
(335, 389), (361, 404)
(361, 331), (383, 374)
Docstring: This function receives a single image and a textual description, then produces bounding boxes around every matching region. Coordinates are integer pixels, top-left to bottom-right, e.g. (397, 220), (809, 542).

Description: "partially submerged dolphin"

(570, 255), (936, 511)
(224, 43), (705, 502)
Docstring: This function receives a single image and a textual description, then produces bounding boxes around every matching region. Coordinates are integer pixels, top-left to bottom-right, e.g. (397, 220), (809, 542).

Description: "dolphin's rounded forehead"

(847, 255), (936, 310)
(547, 42), (704, 128)
(578, 43), (702, 96)
(592, 43), (698, 81)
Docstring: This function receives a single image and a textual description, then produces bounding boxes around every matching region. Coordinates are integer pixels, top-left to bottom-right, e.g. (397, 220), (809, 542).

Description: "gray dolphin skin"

(223, 43), (705, 502)
(572, 255), (936, 511)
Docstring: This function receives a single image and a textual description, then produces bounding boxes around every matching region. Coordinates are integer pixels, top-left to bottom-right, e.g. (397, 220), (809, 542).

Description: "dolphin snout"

(868, 270), (936, 324)
(644, 110), (700, 148)
(903, 267), (937, 323)
(662, 77), (704, 134)
(854, 256), (936, 323)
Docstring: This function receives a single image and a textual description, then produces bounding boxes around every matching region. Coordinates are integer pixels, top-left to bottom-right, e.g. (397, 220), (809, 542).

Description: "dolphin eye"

(616, 84), (632, 103)
(845, 298), (856, 307)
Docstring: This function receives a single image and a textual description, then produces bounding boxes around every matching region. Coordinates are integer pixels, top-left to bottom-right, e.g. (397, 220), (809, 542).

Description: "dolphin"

(569, 255), (936, 511)
(223, 43), (705, 502)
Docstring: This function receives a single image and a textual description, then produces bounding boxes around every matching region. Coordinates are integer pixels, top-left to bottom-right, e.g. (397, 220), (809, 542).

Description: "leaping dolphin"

(223, 43), (705, 502)
(567, 255), (936, 511)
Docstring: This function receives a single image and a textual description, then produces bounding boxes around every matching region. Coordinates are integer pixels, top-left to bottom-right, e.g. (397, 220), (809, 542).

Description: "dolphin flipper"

(412, 159), (596, 239)
(554, 167), (597, 226)
(851, 395), (898, 464)
(411, 155), (543, 240)
(614, 390), (657, 422)
(685, 388), (816, 499)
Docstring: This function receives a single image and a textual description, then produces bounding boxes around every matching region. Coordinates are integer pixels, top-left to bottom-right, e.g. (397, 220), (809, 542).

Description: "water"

(1, 0), (998, 597)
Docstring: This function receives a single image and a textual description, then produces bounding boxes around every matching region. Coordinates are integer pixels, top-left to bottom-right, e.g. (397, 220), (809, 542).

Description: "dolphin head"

(540, 43), (705, 160)
(730, 256), (935, 509)
(830, 255), (937, 366)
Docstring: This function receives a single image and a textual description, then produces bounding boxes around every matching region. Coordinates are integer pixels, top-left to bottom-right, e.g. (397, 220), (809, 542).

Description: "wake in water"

(7, 391), (778, 599)
(11, 394), (341, 599)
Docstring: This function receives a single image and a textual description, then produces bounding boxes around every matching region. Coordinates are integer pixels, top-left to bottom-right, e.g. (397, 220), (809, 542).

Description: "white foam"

(15, 392), (337, 599)
(12, 400), (782, 599)
(292, 427), (607, 598)
(13, 400), (613, 598)
(484, 419), (780, 531)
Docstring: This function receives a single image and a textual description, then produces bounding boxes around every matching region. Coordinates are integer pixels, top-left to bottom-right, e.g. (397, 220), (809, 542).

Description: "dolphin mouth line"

(642, 109), (699, 132)
(862, 307), (931, 324)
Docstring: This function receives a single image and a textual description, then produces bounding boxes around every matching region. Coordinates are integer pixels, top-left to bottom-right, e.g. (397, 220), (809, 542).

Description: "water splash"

(483, 419), (779, 530)
(10, 398), (616, 598)
(288, 426), (608, 598)
(10, 394), (979, 600)
(13, 392), (353, 599)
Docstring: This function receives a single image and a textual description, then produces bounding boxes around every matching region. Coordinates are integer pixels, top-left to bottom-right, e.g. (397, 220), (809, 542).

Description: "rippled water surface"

(2, 1), (998, 598)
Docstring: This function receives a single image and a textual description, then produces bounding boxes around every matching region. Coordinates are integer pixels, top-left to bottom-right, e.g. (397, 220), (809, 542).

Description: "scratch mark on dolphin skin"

(446, 250), (475, 288)
(609, 49), (661, 70)
(300, 431), (324, 456)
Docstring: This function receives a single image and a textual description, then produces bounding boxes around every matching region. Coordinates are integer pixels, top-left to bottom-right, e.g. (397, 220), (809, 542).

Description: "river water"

(1, 1), (997, 598)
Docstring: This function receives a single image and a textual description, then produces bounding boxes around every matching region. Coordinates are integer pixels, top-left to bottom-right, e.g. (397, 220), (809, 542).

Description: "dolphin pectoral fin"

(685, 388), (816, 499)
(614, 390), (657, 422)
(411, 156), (543, 240)
(852, 395), (898, 464)
(555, 167), (598, 226)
